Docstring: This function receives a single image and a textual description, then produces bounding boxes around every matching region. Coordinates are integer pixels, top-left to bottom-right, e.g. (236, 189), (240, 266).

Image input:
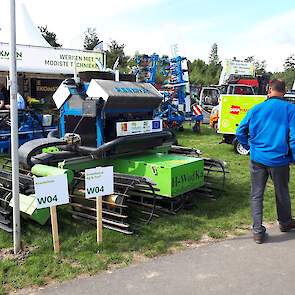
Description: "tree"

(272, 70), (295, 90)
(83, 27), (101, 50)
(284, 54), (295, 71)
(244, 56), (254, 63)
(244, 56), (267, 75)
(189, 59), (208, 85)
(106, 40), (129, 70)
(189, 58), (220, 86)
(207, 43), (222, 84)
(39, 25), (62, 47)
(208, 43), (220, 65)
(254, 60), (267, 75)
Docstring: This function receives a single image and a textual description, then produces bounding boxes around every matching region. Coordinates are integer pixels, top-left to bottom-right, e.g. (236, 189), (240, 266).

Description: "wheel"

(213, 122), (218, 132)
(234, 141), (250, 155)
(192, 122), (201, 133)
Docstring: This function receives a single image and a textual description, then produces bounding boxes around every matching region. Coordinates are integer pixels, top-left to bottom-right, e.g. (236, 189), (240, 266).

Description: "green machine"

(112, 152), (204, 198)
(0, 79), (225, 234)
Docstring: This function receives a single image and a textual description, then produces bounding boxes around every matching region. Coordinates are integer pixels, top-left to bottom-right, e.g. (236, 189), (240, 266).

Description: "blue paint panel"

(0, 111), (56, 153)
(96, 117), (103, 147)
(152, 120), (161, 130)
(114, 87), (150, 94)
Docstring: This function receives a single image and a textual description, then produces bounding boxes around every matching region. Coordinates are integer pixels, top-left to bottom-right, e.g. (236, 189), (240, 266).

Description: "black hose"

(19, 137), (67, 168)
(73, 131), (173, 156)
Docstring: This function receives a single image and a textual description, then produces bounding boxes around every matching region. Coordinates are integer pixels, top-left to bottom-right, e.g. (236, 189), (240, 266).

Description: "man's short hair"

(270, 79), (286, 93)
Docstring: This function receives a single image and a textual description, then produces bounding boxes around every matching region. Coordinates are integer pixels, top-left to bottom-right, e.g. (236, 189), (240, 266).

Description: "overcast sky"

(1, 0), (295, 71)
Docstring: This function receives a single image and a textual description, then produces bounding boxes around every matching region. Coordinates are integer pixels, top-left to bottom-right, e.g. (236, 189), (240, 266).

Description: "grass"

(1, 124), (295, 294)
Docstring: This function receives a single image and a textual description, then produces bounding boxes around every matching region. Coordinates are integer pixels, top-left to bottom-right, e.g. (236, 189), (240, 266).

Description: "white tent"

(0, 3), (50, 47)
(0, 2), (105, 75)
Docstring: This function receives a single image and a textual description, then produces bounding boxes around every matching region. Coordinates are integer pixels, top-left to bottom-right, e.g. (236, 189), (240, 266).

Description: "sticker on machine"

(116, 120), (162, 137)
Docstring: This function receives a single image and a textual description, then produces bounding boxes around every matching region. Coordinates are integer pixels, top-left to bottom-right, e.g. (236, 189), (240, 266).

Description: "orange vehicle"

(209, 104), (219, 131)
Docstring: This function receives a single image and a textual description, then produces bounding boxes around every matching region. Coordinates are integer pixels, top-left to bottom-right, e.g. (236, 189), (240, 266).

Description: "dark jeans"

(250, 160), (292, 234)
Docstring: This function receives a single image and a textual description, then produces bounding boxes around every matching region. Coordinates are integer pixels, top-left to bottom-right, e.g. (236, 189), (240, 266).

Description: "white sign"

(34, 174), (69, 209)
(219, 59), (255, 85)
(85, 166), (114, 199)
(116, 120), (163, 137)
(0, 42), (105, 74)
(52, 83), (71, 109)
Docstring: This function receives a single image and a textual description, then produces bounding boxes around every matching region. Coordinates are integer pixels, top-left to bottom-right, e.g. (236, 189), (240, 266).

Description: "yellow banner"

(218, 95), (266, 134)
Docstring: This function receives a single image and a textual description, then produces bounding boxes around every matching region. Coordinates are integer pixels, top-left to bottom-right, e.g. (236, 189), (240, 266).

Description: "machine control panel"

(82, 100), (97, 117)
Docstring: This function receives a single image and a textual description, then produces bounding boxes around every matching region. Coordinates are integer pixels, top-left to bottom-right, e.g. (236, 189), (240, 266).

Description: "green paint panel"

(112, 152), (204, 197)
(60, 150), (205, 198)
(30, 207), (50, 225)
(9, 194), (50, 225)
(31, 164), (74, 183)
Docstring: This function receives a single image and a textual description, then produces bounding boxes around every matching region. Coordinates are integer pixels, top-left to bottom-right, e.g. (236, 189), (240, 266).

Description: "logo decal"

(230, 105), (240, 115)
(152, 120), (161, 130)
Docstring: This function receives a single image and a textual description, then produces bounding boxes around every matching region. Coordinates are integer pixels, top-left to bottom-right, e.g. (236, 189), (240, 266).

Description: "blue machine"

(0, 110), (56, 153)
(168, 56), (187, 105)
(54, 79), (166, 150)
(134, 54), (160, 84)
(134, 54), (203, 132)
(164, 56), (203, 132)
(158, 56), (200, 131)
(57, 81), (106, 146)
(155, 98), (185, 130)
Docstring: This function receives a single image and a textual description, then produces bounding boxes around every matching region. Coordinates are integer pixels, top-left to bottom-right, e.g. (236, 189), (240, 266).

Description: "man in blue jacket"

(236, 79), (295, 244)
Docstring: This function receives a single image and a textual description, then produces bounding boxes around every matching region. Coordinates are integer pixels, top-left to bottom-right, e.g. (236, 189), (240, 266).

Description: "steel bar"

(9, 0), (20, 254)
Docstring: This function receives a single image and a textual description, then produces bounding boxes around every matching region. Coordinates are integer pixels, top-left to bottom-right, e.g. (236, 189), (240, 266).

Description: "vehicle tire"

(234, 140), (250, 155)
(178, 126), (184, 132)
(213, 122), (218, 132)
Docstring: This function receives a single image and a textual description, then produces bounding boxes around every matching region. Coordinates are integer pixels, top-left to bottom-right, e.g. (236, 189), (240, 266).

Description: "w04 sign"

(33, 174), (69, 209)
(85, 166), (114, 199)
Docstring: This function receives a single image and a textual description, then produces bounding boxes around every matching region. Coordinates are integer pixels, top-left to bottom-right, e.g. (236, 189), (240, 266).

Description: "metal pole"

(9, 0), (21, 254)
(73, 61), (78, 82)
(115, 70), (120, 82)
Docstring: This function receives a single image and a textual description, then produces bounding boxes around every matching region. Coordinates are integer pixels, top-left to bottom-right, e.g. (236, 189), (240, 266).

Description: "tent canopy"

(0, 2), (50, 47)
(0, 2), (105, 75)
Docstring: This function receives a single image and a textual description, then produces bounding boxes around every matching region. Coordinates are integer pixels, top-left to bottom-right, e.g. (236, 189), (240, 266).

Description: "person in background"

(0, 83), (10, 110)
(17, 92), (26, 110)
(0, 83), (26, 110)
(236, 79), (295, 244)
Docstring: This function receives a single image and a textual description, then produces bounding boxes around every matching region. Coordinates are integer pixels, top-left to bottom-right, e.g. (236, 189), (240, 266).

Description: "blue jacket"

(236, 97), (295, 167)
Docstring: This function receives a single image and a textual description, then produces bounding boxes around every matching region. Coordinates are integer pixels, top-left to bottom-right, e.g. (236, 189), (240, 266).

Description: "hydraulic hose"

(19, 130), (174, 168)
(73, 130), (174, 157)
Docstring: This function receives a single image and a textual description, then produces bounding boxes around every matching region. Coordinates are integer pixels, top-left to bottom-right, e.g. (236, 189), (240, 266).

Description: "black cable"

(72, 116), (84, 134)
